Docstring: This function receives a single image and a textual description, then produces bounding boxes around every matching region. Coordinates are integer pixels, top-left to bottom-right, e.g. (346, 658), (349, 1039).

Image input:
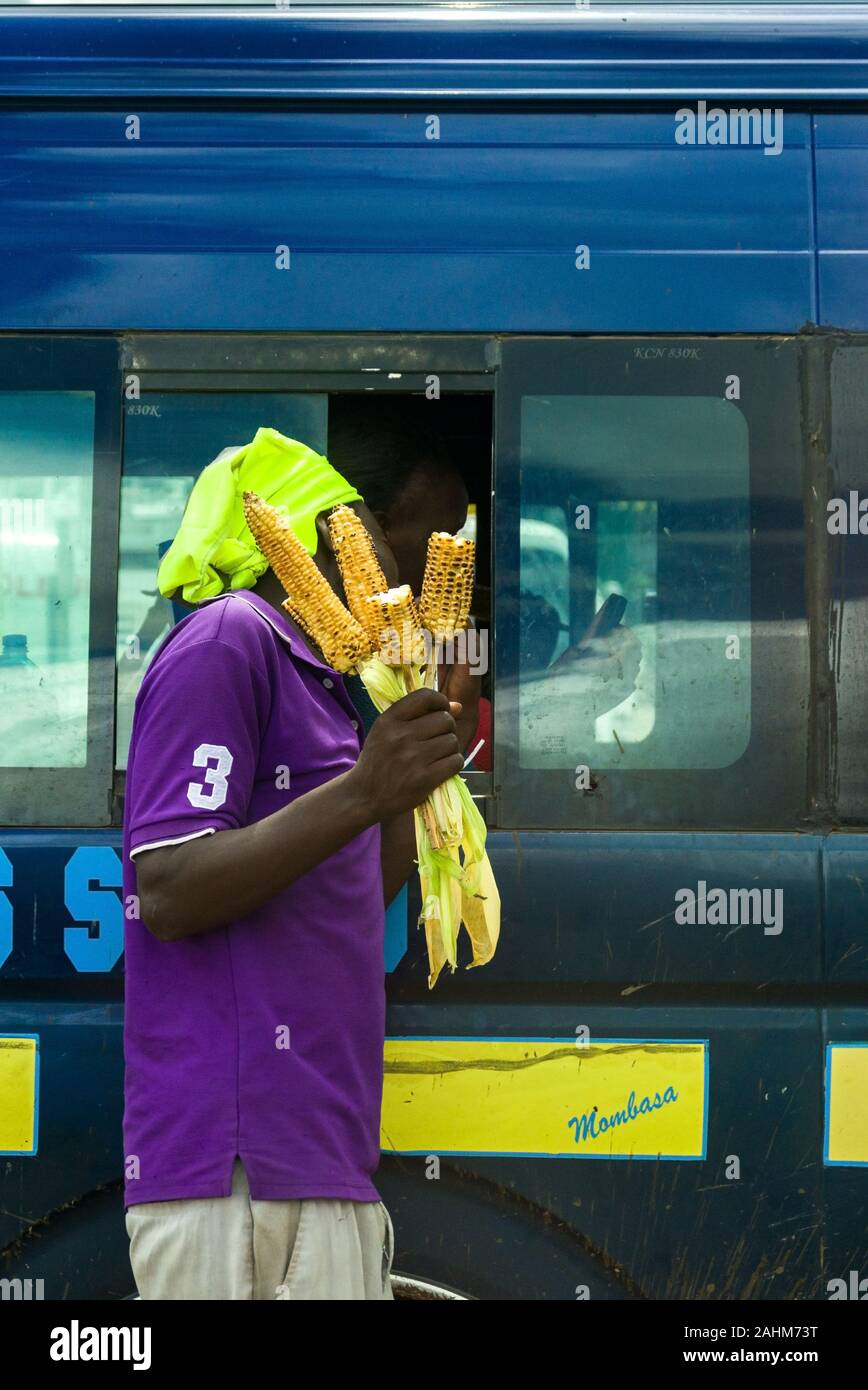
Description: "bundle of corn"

(333, 512), (498, 987)
(244, 491), (499, 988)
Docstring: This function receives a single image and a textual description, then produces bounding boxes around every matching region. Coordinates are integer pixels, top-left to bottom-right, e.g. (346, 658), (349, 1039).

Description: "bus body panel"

(816, 113), (868, 327)
(0, 108), (820, 333)
(3, 829), (868, 1296)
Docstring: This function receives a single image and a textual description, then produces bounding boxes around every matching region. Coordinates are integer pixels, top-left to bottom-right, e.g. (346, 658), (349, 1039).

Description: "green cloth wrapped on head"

(157, 426), (362, 604)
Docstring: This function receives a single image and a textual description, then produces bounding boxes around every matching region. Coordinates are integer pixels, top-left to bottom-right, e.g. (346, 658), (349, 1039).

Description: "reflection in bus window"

(0, 392), (94, 767)
(520, 506), (570, 664)
(593, 500), (657, 750)
(115, 393), (327, 768)
(518, 395), (750, 770)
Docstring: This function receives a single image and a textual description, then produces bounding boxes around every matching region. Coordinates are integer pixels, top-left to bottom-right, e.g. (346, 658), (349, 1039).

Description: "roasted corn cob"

(243, 491), (372, 674)
(327, 504), (389, 645)
(418, 532), (475, 640)
(364, 585), (426, 667)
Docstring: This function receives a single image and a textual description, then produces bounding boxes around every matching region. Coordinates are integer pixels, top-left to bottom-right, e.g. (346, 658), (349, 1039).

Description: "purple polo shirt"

(122, 590), (385, 1208)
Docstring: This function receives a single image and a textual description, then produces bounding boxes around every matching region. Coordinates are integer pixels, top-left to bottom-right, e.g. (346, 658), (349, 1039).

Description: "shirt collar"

(200, 590), (339, 677)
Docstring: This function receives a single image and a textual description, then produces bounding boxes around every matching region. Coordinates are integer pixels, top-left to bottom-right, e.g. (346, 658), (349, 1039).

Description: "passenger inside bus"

(325, 396), (487, 762)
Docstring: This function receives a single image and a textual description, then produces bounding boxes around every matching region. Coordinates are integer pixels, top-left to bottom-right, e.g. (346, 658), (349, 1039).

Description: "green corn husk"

(452, 778), (500, 972)
(357, 653), (409, 711)
(358, 651), (500, 989)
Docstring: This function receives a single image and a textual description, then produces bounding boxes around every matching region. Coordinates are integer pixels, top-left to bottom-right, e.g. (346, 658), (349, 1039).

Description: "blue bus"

(2, 1), (868, 1301)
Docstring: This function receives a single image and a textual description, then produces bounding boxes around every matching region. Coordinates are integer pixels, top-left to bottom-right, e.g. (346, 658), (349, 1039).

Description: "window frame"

(0, 336), (121, 828)
(494, 334), (811, 832)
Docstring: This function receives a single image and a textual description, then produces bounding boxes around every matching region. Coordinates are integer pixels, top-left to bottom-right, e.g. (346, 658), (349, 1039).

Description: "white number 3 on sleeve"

(187, 743), (234, 810)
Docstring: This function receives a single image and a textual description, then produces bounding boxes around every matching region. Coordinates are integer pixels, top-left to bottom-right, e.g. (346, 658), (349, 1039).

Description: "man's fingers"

(421, 733), (462, 764)
(392, 688), (450, 719)
(427, 752), (466, 783)
(412, 709), (459, 742)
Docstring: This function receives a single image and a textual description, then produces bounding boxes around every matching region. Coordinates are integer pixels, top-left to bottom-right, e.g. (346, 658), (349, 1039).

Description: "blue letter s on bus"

(64, 847), (124, 973)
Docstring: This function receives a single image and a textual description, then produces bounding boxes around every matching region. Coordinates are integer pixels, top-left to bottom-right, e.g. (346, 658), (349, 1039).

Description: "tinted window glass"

(0, 391), (95, 769)
(518, 396), (751, 771)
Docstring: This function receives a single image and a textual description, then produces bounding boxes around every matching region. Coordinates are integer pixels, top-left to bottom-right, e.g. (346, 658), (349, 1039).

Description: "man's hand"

(351, 688), (464, 821)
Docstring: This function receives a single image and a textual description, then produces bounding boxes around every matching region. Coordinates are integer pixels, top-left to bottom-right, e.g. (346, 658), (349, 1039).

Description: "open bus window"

(0, 391), (94, 769)
(516, 394), (751, 771)
(115, 389), (492, 772)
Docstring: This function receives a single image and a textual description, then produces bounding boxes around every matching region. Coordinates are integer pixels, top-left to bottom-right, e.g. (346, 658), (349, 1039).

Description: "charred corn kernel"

(327, 505), (389, 643)
(243, 491), (372, 673)
(365, 585), (425, 666)
(418, 532), (476, 639)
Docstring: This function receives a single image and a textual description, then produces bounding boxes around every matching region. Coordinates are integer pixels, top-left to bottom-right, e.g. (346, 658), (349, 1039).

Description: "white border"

(129, 826), (217, 859)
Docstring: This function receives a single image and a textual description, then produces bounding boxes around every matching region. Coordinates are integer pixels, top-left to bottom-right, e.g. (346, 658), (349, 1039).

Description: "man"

(123, 422), (475, 1301)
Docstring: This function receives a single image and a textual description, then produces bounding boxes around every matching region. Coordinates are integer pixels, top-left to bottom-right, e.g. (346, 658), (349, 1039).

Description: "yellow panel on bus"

(0, 1034), (39, 1156)
(825, 1043), (868, 1166)
(381, 1037), (708, 1160)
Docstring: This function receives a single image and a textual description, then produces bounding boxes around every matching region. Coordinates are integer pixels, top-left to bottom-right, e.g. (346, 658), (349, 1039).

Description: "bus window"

(517, 394), (751, 772)
(115, 393), (327, 768)
(0, 391), (95, 770)
(495, 337), (807, 831)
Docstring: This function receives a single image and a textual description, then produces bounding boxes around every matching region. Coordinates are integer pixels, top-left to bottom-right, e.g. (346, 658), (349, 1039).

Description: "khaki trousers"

(126, 1157), (395, 1301)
